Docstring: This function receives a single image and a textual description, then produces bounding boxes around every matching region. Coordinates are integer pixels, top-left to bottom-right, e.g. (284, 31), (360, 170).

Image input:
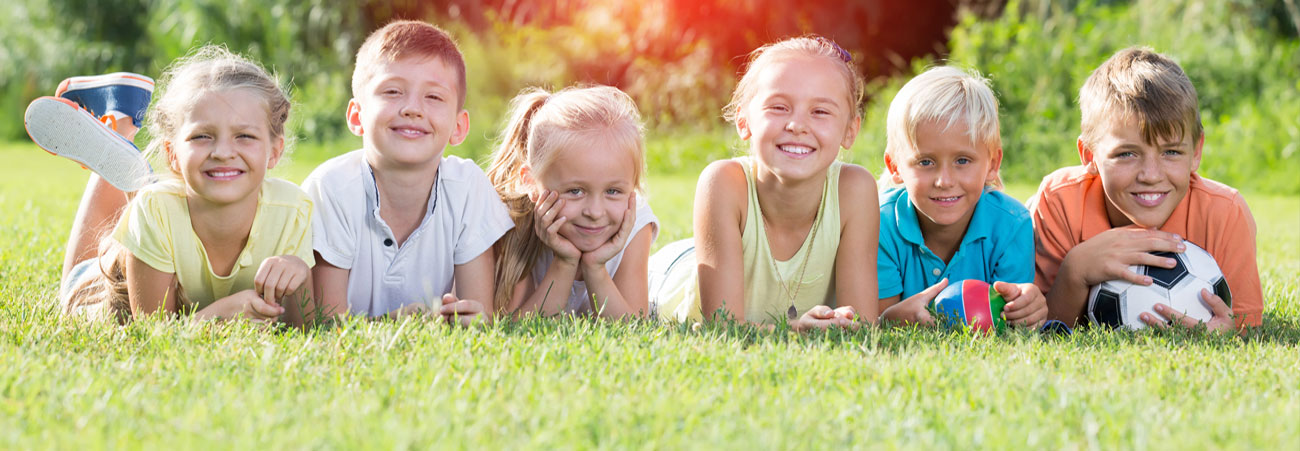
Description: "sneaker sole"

(24, 97), (153, 192)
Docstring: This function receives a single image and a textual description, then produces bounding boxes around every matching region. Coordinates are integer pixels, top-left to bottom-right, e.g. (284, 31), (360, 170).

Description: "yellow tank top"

(738, 156), (842, 323)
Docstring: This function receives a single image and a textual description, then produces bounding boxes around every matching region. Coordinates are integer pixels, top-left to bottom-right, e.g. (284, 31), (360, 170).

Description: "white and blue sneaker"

(56, 72), (154, 130)
(25, 96), (153, 192)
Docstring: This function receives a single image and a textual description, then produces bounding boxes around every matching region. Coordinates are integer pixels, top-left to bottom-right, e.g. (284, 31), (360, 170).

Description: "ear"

(520, 165), (540, 202)
(266, 136), (286, 170)
(735, 116), (752, 141)
(883, 152), (904, 185)
(986, 145), (1003, 185)
(346, 98), (364, 136)
(448, 109), (471, 146)
(840, 116), (862, 150)
(1077, 136), (1097, 173)
(1190, 133), (1204, 173)
(165, 141), (180, 174)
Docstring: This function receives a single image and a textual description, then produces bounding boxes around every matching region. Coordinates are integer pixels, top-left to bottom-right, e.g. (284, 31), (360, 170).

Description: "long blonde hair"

(486, 85), (646, 312)
(65, 45), (291, 321)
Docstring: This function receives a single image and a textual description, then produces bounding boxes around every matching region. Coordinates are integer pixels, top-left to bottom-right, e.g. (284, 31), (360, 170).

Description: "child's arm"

(695, 161), (748, 322)
(878, 281), (946, 326)
(1045, 227), (1184, 327)
(581, 196), (654, 318)
(448, 247), (496, 325)
(513, 191), (583, 316)
(125, 253), (183, 317)
(832, 165), (880, 324)
(311, 255), (350, 320)
(992, 213), (1047, 328)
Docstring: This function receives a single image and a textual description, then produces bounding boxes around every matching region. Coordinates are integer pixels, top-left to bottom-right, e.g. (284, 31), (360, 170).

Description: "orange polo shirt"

(1028, 166), (1262, 328)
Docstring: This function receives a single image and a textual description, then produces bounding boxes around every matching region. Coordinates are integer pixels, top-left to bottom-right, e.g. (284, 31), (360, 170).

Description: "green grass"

(2, 142), (1298, 448)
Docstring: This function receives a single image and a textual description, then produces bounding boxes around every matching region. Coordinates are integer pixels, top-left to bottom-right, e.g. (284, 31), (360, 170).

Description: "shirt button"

(383, 238), (394, 247)
(932, 268), (942, 276)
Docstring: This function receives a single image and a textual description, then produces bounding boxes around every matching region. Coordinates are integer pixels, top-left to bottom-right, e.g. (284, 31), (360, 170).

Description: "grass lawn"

(1, 142), (1297, 448)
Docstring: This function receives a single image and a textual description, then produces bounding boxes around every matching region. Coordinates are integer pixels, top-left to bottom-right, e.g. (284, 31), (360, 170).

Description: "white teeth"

(1137, 193), (1162, 201)
(934, 196), (960, 202)
(779, 145), (812, 155)
(208, 170), (239, 177)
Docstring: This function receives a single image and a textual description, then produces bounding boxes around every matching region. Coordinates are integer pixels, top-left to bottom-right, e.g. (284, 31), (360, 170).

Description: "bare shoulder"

(837, 163), (879, 213)
(837, 163), (877, 198)
(696, 159), (748, 215)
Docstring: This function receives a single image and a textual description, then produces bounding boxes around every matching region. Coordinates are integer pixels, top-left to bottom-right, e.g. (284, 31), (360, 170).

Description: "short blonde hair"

(885, 66), (1003, 188)
(722, 36), (865, 124)
(351, 20), (467, 109)
(1079, 47), (1202, 147)
(485, 85), (646, 311)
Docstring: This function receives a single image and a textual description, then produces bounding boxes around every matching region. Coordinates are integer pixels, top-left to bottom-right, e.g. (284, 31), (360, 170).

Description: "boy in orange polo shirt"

(1028, 47), (1262, 332)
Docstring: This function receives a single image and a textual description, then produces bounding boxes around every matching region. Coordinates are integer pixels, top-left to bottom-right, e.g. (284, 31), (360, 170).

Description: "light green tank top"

(738, 156), (842, 323)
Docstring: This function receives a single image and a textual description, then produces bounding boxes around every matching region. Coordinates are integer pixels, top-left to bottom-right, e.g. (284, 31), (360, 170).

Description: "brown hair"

(722, 36), (865, 124)
(352, 20), (468, 109)
(485, 86), (646, 312)
(1079, 47), (1203, 147)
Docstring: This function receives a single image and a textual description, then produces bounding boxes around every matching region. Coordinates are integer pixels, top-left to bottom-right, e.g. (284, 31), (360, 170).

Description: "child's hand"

(534, 190), (581, 263)
(994, 281), (1047, 328)
(792, 305), (857, 331)
(880, 279), (947, 326)
(1064, 227), (1185, 287)
(439, 293), (487, 327)
(204, 289), (284, 324)
(1141, 288), (1235, 334)
(254, 255), (310, 305)
(581, 193), (637, 269)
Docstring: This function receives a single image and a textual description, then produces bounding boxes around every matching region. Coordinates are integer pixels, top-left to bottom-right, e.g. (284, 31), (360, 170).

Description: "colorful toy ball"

(928, 279), (1007, 333)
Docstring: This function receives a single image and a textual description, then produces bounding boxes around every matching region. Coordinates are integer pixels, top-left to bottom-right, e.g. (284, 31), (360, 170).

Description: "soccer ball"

(1086, 240), (1232, 330)
(929, 279), (1007, 333)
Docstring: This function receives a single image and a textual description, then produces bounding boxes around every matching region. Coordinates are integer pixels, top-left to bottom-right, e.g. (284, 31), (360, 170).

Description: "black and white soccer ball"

(1087, 240), (1232, 330)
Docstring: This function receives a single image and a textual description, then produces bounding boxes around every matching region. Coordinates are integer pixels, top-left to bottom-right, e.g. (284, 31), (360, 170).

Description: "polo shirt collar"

(362, 158), (440, 217)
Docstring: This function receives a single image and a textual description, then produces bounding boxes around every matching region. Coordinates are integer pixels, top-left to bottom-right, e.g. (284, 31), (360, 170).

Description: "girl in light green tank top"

(649, 36), (880, 330)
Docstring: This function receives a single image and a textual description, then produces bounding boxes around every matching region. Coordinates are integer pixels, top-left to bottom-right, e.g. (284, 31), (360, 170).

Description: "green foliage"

(939, 0), (1300, 192)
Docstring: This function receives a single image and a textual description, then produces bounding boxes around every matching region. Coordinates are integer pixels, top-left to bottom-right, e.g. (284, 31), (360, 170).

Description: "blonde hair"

(352, 20), (467, 109)
(485, 85), (646, 311)
(67, 45), (287, 321)
(1079, 46), (1202, 148)
(884, 65), (1003, 189)
(722, 36), (865, 124)
(146, 45), (292, 177)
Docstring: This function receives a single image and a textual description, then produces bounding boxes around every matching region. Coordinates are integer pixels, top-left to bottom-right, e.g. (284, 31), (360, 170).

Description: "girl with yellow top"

(27, 46), (316, 325)
(651, 36), (880, 330)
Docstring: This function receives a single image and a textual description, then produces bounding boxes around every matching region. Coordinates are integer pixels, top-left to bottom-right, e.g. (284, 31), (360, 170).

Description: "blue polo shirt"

(877, 186), (1034, 299)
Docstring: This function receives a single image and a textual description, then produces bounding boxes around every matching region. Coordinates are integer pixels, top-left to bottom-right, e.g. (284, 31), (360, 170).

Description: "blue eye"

(956, 157), (972, 165)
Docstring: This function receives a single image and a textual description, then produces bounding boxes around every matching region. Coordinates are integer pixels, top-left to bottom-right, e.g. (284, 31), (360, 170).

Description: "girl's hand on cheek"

(534, 190), (581, 263)
(581, 194), (637, 268)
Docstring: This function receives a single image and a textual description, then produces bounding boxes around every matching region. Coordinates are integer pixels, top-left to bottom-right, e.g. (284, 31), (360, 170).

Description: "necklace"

(762, 175), (828, 320)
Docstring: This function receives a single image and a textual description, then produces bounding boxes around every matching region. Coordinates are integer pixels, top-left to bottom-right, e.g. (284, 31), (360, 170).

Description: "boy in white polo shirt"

(303, 21), (513, 323)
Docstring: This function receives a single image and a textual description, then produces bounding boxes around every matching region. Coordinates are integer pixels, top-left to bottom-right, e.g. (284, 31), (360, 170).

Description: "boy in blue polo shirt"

(875, 67), (1047, 328)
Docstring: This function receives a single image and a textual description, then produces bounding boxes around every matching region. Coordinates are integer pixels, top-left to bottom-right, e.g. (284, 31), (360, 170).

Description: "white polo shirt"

(529, 199), (658, 313)
(303, 150), (514, 317)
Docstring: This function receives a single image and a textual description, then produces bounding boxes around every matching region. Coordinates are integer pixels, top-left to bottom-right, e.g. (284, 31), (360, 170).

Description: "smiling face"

(531, 133), (637, 253)
(167, 88), (283, 210)
(887, 119), (1001, 236)
(347, 56), (469, 169)
(736, 55), (859, 183)
(1082, 117), (1203, 228)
